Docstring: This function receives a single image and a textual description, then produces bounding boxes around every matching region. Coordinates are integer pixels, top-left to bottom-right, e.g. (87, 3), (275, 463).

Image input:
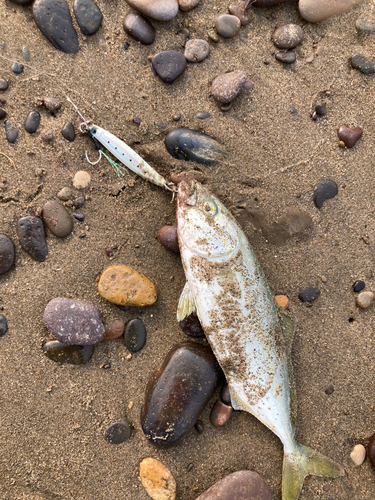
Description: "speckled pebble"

(123, 12), (156, 45)
(337, 125), (362, 148)
(104, 319), (126, 341)
(104, 421), (131, 444)
(0, 235), (15, 275)
(11, 61), (24, 74)
(124, 0), (179, 21)
(158, 226), (179, 253)
(275, 50), (296, 64)
(313, 179), (338, 209)
(24, 111), (41, 134)
(298, 286), (320, 303)
(61, 122), (76, 141)
(351, 53), (375, 74)
(272, 24), (304, 49)
(73, 0), (102, 35)
(17, 216), (48, 261)
(356, 19), (375, 34)
(152, 50), (187, 83)
(350, 444), (366, 466)
(211, 70), (250, 105)
(139, 458), (176, 500)
(356, 291), (373, 309)
(228, 1), (253, 26)
(215, 14), (241, 39)
(73, 170), (91, 189)
(0, 315), (8, 337)
(42, 200), (73, 238)
(124, 318), (146, 352)
(184, 39), (210, 63)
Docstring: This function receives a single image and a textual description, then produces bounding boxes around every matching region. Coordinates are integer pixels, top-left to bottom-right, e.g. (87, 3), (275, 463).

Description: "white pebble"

(356, 291), (374, 309)
(350, 444), (366, 466)
(73, 171), (91, 189)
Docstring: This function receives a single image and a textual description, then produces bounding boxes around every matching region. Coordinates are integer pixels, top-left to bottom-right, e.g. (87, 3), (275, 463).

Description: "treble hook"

(85, 149), (102, 165)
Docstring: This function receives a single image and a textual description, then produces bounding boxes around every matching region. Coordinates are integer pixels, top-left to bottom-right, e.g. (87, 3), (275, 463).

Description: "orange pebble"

(275, 295), (289, 308)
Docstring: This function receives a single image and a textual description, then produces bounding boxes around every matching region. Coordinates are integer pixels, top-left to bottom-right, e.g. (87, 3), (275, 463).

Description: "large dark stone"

(196, 471), (272, 500)
(141, 341), (222, 446)
(313, 179), (338, 209)
(17, 216), (48, 261)
(124, 318), (146, 352)
(165, 128), (227, 165)
(0, 234), (15, 275)
(151, 50), (187, 83)
(73, 0), (102, 36)
(123, 12), (156, 45)
(43, 341), (94, 364)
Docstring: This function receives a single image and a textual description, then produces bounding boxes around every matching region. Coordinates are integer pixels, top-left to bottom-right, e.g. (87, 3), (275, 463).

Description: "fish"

(175, 179), (344, 500)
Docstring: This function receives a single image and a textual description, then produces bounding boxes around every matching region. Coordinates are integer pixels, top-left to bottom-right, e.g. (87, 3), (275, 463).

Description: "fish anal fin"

(177, 282), (197, 322)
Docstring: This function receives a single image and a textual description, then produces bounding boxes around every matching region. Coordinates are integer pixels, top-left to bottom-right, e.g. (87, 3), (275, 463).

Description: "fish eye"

(202, 201), (217, 215)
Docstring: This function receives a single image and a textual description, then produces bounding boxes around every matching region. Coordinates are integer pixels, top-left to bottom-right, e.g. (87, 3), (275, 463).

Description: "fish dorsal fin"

(177, 282), (197, 322)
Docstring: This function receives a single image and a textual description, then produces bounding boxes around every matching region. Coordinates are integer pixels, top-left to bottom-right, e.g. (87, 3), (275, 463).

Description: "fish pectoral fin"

(176, 282), (197, 322)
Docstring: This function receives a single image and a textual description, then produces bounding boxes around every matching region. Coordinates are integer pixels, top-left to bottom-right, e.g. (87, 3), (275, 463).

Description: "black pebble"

(124, 42), (129, 51)
(151, 50), (187, 83)
(17, 216), (48, 261)
(74, 196), (85, 208)
(275, 50), (296, 64)
(73, 213), (85, 222)
(43, 341), (94, 364)
(353, 280), (365, 292)
(179, 313), (204, 338)
(61, 122), (76, 141)
(165, 128), (227, 165)
(351, 53), (375, 74)
(298, 286), (320, 303)
(0, 110), (6, 120)
(104, 421), (131, 444)
(195, 420), (204, 434)
(313, 179), (338, 209)
(0, 234), (15, 275)
(73, 0), (102, 36)
(0, 315), (8, 337)
(123, 12), (156, 45)
(0, 79), (8, 91)
(11, 61), (24, 74)
(24, 111), (41, 134)
(220, 382), (231, 405)
(315, 103), (326, 116)
(124, 318), (146, 352)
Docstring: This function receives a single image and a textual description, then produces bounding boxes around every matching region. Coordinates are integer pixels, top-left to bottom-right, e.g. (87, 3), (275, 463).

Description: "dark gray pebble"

(73, 0), (102, 36)
(351, 53), (375, 74)
(272, 24), (304, 49)
(124, 318), (146, 352)
(165, 128), (227, 165)
(275, 50), (296, 64)
(0, 79), (8, 91)
(0, 315), (8, 337)
(0, 110), (6, 120)
(33, 0), (79, 54)
(151, 50), (187, 83)
(5, 126), (19, 144)
(179, 313), (204, 338)
(220, 382), (231, 405)
(73, 213), (85, 222)
(104, 421), (131, 444)
(313, 180), (338, 209)
(158, 225), (179, 253)
(298, 286), (320, 303)
(0, 234), (15, 275)
(215, 14), (241, 38)
(197, 111), (210, 119)
(17, 216), (48, 261)
(42, 200), (73, 237)
(123, 12), (155, 45)
(355, 19), (375, 35)
(325, 384), (334, 395)
(74, 196), (85, 208)
(24, 111), (41, 134)
(43, 341), (94, 364)
(315, 102), (326, 116)
(11, 62), (23, 74)
(61, 122), (75, 141)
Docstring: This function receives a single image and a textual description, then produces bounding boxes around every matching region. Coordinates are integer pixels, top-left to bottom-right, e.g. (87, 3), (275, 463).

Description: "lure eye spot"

(91, 128), (97, 134)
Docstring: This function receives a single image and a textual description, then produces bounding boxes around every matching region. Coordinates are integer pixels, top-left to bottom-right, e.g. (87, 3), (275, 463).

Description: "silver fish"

(176, 180), (344, 500)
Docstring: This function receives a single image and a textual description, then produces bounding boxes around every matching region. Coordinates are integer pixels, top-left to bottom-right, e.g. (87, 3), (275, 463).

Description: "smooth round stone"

(139, 458), (176, 500)
(98, 265), (157, 307)
(252, 0), (290, 5)
(33, 0), (79, 54)
(179, 313), (204, 338)
(0, 315), (8, 337)
(196, 471), (272, 500)
(73, 0), (102, 35)
(0, 79), (8, 91)
(73, 213), (85, 222)
(272, 24), (304, 49)
(337, 125), (362, 148)
(367, 435), (375, 468)
(6, 127), (19, 144)
(43, 298), (105, 345)
(158, 226), (179, 253)
(42, 200), (73, 238)
(356, 291), (373, 309)
(125, 0), (178, 21)
(356, 19), (375, 34)
(141, 341), (222, 446)
(57, 186), (72, 201)
(324, 384), (334, 395)
(124, 318), (146, 352)
(0, 235), (15, 275)
(353, 280), (365, 292)
(73, 170), (91, 189)
(11, 62), (23, 74)
(220, 383), (231, 405)
(351, 53), (375, 74)
(275, 294), (289, 308)
(184, 39), (210, 63)
(313, 179), (338, 209)
(22, 46), (31, 62)
(152, 51), (187, 83)
(24, 111), (41, 134)
(17, 216), (48, 261)
(61, 122), (75, 141)
(350, 444), (366, 466)
(42, 96), (62, 113)
(210, 399), (233, 427)
(298, 286), (320, 303)
(178, 0), (199, 11)
(165, 128), (227, 165)
(228, 1), (253, 26)
(215, 14), (241, 38)
(43, 341), (94, 364)
(104, 319), (126, 341)
(195, 420), (204, 434)
(275, 50), (296, 64)
(197, 111), (211, 120)
(299, 0), (364, 23)
(211, 70), (250, 104)
(104, 421), (131, 444)
(123, 12), (155, 45)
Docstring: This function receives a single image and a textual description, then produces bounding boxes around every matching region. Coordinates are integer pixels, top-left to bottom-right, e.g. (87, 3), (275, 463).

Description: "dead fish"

(176, 180), (344, 500)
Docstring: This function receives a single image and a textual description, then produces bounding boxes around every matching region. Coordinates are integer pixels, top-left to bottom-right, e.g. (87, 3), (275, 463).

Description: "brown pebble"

(367, 435), (375, 468)
(210, 70), (250, 105)
(337, 125), (363, 148)
(104, 319), (126, 340)
(275, 295), (289, 308)
(325, 384), (334, 395)
(210, 399), (233, 427)
(228, 1), (253, 26)
(42, 96), (62, 113)
(158, 226), (180, 254)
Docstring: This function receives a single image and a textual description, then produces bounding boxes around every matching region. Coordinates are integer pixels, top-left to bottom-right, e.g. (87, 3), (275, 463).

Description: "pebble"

(298, 286), (320, 303)
(42, 96), (62, 113)
(73, 171), (91, 189)
(104, 421), (131, 444)
(141, 341), (221, 445)
(337, 125), (362, 148)
(253, 0), (289, 5)
(74, 196), (85, 208)
(42, 200), (73, 238)
(350, 444), (366, 466)
(325, 384), (334, 395)
(356, 291), (373, 309)
(9, 0), (33, 4)
(353, 280), (365, 292)
(299, 0), (364, 23)
(0, 79), (8, 91)
(165, 128), (227, 165)
(275, 50), (296, 64)
(11, 61), (24, 74)
(208, 29), (219, 43)
(22, 46), (31, 62)
(196, 471), (272, 500)
(139, 458), (176, 500)
(73, 0), (102, 35)
(179, 312), (205, 337)
(61, 122), (75, 141)
(367, 435), (375, 468)
(43, 341), (94, 364)
(197, 111), (210, 119)
(228, 1), (253, 26)
(210, 400), (233, 427)
(73, 213), (85, 222)
(0, 235), (15, 275)
(356, 19), (375, 35)
(351, 53), (375, 74)
(33, 0), (79, 54)
(178, 0), (199, 11)
(158, 226), (179, 253)
(151, 51), (187, 83)
(17, 216), (48, 261)
(98, 265), (157, 307)
(123, 12), (156, 45)
(57, 187), (72, 201)
(272, 24), (304, 49)
(215, 14), (241, 39)
(24, 111), (41, 134)
(275, 294), (289, 308)
(315, 102), (326, 116)
(5, 126), (19, 144)
(103, 319), (125, 341)
(313, 179), (338, 209)
(124, 318), (146, 352)
(0, 315), (8, 337)
(211, 70), (251, 105)
(124, 0), (179, 21)
(43, 298), (105, 345)
(220, 383), (231, 405)
(0, 110), (6, 120)
(195, 420), (204, 433)
(184, 39), (210, 63)
(170, 170), (205, 184)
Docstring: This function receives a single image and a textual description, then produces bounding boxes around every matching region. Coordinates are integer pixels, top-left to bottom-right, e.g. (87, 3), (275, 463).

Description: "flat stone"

(215, 14), (241, 38)
(0, 234), (15, 275)
(17, 216), (48, 261)
(299, 0), (364, 23)
(367, 435), (375, 468)
(33, 0), (79, 54)
(139, 458), (176, 500)
(0, 79), (8, 91)
(73, 170), (91, 189)
(337, 125), (362, 148)
(123, 12), (156, 45)
(184, 39), (210, 62)
(197, 111), (211, 119)
(24, 111), (41, 134)
(0, 315), (8, 337)
(313, 179), (338, 209)
(42, 200), (73, 238)
(61, 122), (75, 141)
(152, 50), (187, 83)
(11, 61), (24, 74)
(350, 444), (366, 466)
(179, 313), (205, 337)
(178, 0), (199, 11)
(353, 280), (365, 292)
(298, 286), (320, 303)
(196, 471), (272, 500)
(272, 24), (304, 49)
(103, 319), (125, 341)
(210, 400), (233, 427)
(356, 291), (373, 309)
(98, 265), (157, 307)
(158, 226), (179, 253)
(275, 50), (296, 64)
(73, 0), (102, 35)
(42, 96), (62, 113)
(165, 128), (227, 165)
(43, 341), (94, 364)
(356, 19), (375, 34)
(211, 70), (250, 104)
(124, 318), (146, 352)
(124, 0), (178, 21)
(43, 298), (105, 345)
(228, 1), (253, 26)
(104, 421), (131, 444)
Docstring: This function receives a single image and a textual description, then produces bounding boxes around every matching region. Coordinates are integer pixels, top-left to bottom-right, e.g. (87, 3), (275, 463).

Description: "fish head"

(177, 180), (240, 260)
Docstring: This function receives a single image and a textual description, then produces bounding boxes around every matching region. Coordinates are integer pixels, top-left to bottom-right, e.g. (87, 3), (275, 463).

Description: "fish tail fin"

(282, 442), (345, 500)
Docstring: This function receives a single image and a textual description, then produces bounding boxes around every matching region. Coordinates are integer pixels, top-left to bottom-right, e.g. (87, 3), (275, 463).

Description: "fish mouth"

(177, 180), (198, 207)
